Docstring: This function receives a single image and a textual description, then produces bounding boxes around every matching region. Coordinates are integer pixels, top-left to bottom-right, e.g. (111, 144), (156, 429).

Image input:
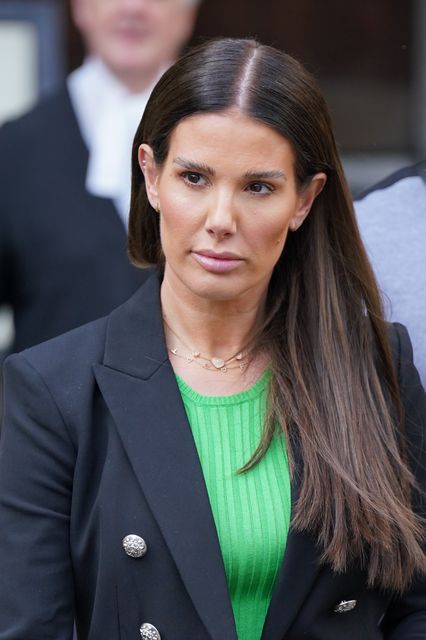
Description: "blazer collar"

(95, 271), (323, 639)
(101, 268), (167, 378)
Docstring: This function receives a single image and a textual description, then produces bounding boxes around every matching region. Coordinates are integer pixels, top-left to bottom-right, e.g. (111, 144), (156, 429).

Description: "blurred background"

(1, 0), (425, 190)
(0, 0), (425, 348)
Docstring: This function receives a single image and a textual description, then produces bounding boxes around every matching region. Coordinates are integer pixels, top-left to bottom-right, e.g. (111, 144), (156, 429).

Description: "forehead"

(166, 109), (296, 172)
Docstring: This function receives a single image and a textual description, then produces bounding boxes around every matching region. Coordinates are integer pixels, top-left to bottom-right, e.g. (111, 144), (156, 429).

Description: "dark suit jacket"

(0, 86), (147, 353)
(0, 272), (425, 639)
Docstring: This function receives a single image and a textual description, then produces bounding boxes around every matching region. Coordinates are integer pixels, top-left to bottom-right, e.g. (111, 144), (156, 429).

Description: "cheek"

(158, 180), (201, 231)
(249, 217), (291, 253)
(160, 198), (195, 232)
(153, 11), (172, 30)
(158, 196), (201, 255)
(101, 9), (118, 29)
(159, 191), (190, 220)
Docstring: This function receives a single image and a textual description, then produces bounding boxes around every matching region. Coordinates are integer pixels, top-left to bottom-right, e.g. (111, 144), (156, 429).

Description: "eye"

(182, 171), (208, 187)
(247, 182), (274, 195)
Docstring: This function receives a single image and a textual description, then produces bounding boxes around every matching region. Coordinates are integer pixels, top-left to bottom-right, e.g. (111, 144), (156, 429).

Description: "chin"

(187, 276), (252, 303)
(108, 47), (153, 73)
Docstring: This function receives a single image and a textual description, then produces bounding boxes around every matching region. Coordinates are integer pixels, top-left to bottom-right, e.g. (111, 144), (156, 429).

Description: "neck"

(160, 272), (268, 360)
(107, 62), (169, 94)
(115, 70), (158, 94)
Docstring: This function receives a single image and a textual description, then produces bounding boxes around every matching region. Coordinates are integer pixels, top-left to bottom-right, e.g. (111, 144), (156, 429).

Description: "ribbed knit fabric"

(176, 371), (291, 640)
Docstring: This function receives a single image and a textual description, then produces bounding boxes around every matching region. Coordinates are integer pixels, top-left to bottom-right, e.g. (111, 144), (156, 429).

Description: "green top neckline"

(178, 366), (290, 640)
(175, 368), (271, 406)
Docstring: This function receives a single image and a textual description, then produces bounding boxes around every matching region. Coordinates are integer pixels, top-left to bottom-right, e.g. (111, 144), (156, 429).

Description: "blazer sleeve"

(381, 322), (426, 639)
(0, 353), (75, 639)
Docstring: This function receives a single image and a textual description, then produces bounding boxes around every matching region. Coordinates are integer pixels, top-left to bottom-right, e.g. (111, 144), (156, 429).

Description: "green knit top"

(176, 370), (291, 640)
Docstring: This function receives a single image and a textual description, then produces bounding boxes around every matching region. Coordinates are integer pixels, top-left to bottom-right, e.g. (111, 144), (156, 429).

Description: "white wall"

(0, 21), (38, 125)
(0, 22), (37, 349)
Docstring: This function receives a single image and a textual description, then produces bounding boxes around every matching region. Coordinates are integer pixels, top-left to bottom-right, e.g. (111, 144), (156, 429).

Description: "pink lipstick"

(192, 250), (244, 273)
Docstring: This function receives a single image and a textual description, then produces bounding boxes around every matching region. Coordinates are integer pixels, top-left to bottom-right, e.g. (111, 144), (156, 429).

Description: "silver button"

(122, 534), (147, 558)
(140, 622), (161, 640)
(334, 599), (357, 613)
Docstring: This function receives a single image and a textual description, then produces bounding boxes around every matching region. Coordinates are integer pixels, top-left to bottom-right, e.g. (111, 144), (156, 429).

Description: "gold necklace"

(163, 318), (249, 373)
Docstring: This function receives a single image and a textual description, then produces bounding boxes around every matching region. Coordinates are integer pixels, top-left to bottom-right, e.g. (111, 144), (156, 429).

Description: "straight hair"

(128, 38), (426, 592)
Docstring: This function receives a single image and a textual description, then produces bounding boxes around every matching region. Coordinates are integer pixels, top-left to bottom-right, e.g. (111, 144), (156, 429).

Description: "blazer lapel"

(93, 272), (237, 640)
(260, 529), (322, 640)
(261, 455), (322, 640)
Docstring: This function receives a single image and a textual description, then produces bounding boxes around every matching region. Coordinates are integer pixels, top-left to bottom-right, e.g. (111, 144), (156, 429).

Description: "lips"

(191, 250), (244, 274)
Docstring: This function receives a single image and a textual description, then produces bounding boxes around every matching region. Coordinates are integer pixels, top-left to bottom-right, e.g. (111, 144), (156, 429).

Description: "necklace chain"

(163, 318), (249, 373)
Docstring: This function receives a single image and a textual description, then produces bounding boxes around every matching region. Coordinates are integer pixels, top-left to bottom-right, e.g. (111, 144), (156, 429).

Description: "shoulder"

(0, 86), (76, 192)
(3, 271), (160, 444)
(387, 322), (424, 397)
(0, 85), (72, 134)
(355, 160), (426, 201)
(354, 163), (426, 243)
(386, 322), (424, 419)
(6, 307), (108, 375)
(3, 316), (109, 424)
(387, 322), (413, 373)
(0, 85), (73, 152)
(387, 323), (426, 492)
(4, 271), (159, 408)
(13, 314), (108, 369)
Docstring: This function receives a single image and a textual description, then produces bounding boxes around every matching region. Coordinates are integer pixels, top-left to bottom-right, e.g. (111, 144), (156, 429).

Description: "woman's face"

(140, 108), (325, 306)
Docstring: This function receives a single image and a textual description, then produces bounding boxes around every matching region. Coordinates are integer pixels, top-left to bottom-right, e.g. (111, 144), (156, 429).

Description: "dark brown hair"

(128, 38), (425, 591)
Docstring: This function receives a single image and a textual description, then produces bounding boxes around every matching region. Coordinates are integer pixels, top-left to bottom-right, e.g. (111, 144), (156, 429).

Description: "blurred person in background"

(0, 0), (199, 355)
(355, 160), (426, 387)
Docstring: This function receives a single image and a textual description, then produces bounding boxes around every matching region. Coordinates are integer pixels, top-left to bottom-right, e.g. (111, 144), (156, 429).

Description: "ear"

(289, 172), (327, 231)
(138, 144), (161, 212)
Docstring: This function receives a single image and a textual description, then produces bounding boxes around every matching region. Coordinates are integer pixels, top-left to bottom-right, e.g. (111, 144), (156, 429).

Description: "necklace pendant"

(211, 357), (225, 369)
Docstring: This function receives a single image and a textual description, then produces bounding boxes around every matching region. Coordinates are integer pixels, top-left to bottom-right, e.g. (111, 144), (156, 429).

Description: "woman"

(0, 38), (425, 640)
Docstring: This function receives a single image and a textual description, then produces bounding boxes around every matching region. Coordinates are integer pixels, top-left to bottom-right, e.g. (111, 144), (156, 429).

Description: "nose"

(205, 193), (237, 241)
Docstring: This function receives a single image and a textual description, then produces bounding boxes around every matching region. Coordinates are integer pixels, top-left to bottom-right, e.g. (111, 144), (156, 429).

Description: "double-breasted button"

(333, 599), (357, 613)
(122, 534), (147, 558)
(140, 622), (161, 640)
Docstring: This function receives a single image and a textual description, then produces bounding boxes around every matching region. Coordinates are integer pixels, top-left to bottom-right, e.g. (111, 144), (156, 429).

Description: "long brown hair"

(128, 38), (425, 591)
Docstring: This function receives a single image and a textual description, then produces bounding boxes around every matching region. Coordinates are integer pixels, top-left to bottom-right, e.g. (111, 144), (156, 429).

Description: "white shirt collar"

(68, 56), (156, 225)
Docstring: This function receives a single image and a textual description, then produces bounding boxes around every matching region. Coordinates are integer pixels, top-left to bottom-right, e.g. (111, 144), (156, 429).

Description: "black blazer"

(0, 272), (425, 639)
(0, 86), (147, 353)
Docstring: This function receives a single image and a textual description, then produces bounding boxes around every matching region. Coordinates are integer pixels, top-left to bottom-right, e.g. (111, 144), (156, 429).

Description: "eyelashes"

(180, 171), (275, 196)
(181, 171), (207, 187)
(247, 182), (274, 195)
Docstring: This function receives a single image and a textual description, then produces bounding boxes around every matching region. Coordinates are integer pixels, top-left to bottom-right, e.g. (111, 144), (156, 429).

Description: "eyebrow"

(243, 169), (287, 180)
(173, 157), (287, 181)
(173, 157), (215, 176)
